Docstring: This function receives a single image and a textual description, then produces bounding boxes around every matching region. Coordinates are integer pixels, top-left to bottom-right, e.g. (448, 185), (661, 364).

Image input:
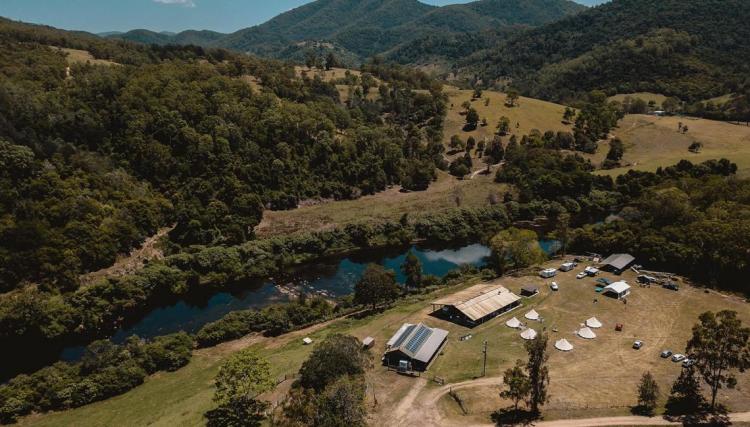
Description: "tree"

(682, 125), (689, 134)
(496, 116), (511, 135)
(485, 137), (504, 164)
(686, 310), (750, 410)
(312, 376), (367, 427)
(500, 361), (531, 414)
(205, 350), (274, 427)
(667, 365), (706, 414)
(490, 228), (546, 274)
(506, 90), (520, 107)
(662, 97), (681, 114)
(465, 108), (480, 130)
(606, 138), (625, 162)
(688, 141), (703, 153)
(525, 333), (550, 414)
(466, 136), (476, 151)
(473, 88), (483, 99)
(562, 107), (575, 124)
(298, 334), (371, 392)
(325, 52), (338, 71)
(449, 135), (465, 152)
(461, 100), (472, 111)
(401, 250), (422, 289)
(353, 264), (399, 309)
(636, 371), (660, 415)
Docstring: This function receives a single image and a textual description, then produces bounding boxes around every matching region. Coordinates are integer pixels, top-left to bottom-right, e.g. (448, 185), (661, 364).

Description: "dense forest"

(0, 19), (447, 294)
(459, 0), (750, 105)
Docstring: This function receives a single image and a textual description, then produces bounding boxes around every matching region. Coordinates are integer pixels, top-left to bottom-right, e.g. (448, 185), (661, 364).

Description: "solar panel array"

(392, 324), (417, 348)
(405, 325), (433, 354)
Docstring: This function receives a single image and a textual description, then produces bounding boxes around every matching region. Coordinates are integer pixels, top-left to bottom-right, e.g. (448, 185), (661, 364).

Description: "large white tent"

(505, 317), (521, 329)
(585, 317), (603, 329)
(577, 327), (597, 339)
(520, 328), (537, 340)
(524, 309), (540, 321)
(555, 338), (574, 351)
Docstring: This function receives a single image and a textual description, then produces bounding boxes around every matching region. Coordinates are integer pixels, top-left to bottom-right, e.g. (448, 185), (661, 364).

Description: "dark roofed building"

(600, 253), (635, 274)
(384, 323), (448, 372)
(520, 285), (539, 297)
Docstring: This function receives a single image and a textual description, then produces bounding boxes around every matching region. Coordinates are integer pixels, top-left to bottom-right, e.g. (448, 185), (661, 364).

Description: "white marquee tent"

(520, 328), (537, 340)
(577, 327), (597, 339)
(524, 309), (540, 321)
(555, 338), (574, 351)
(505, 317), (521, 329)
(585, 317), (603, 328)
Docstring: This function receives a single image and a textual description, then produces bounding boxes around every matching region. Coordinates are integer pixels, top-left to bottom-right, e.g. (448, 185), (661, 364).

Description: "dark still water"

(59, 243), (491, 361)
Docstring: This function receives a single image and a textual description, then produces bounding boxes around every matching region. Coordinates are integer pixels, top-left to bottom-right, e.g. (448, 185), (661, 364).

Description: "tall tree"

(298, 334), (371, 392)
(353, 264), (399, 309)
(205, 350), (274, 427)
(465, 108), (480, 130)
(500, 361), (531, 414)
(490, 228), (546, 274)
(562, 107), (575, 124)
(667, 365), (706, 414)
(401, 250), (422, 289)
(636, 371), (660, 415)
(525, 333), (550, 414)
(686, 310), (750, 410)
(496, 116), (511, 136)
(506, 90), (520, 107)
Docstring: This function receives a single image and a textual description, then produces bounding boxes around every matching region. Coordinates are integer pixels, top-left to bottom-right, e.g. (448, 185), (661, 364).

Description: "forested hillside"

(0, 19), (446, 294)
(107, 0), (585, 63)
(461, 0), (750, 102)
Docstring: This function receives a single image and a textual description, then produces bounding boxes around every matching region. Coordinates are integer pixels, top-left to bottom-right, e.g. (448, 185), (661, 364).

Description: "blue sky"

(0, 0), (602, 34)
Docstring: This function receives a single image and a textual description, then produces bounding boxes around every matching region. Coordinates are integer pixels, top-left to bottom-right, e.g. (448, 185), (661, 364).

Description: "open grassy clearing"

(22, 259), (750, 426)
(256, 170), (508, 237)
(49, 47), (120, 66)
(590, 114), (750, 177)
(608, 92), (668, 106)
(443, 88), (572, 166)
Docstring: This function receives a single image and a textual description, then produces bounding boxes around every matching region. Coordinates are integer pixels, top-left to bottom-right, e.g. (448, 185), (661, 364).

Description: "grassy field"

(49, 47), (120, 66)
(256, 170), (508, 237)
(22, 258), (750, 426)
(443, 88), (571, 162)
(608, 92), (668, 106)
(589, 114), (750, 177)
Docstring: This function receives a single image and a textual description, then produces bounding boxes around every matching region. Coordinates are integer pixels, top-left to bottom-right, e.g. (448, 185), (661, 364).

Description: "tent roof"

(506, 317), (521, 328)
(601, 253), (635, 270)
(432, 283), (520, 321)
(603, 281), (631, 294)
(555, 339), (573, 351)
(577, 327), (597, 339)
(520, 328), (537, 340)
(586, 317), (603, 328)
(525, 309), (540, 320)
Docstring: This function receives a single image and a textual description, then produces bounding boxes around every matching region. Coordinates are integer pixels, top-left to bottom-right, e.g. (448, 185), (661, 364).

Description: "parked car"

(596, 277), (613, 286)
(660, 350), (673, 358)
(633, 340), (644, 350)
(663, 282), (680, 291)
(576, 272), (587, 280)
(672, 354), (686, 362)
(683, 358), (696, 367)
(550, 282), (559, 291)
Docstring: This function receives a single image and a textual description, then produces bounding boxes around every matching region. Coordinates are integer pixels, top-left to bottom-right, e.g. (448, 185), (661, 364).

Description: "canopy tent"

(524, 309), (540, 321)
(555, 339), (574, 351)
(586, 317), (603, 329)
(520, 328), (537, 340)
(505, 317), (521, 329)
(577, 327), (597, 339)
(601, 281), (631, 299)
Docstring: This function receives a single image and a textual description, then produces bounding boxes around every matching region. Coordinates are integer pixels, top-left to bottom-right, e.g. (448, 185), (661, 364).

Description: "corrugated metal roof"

(386, 323), (448, 363)
(433, 283), (521, 322)
(601, 253), (635, 270)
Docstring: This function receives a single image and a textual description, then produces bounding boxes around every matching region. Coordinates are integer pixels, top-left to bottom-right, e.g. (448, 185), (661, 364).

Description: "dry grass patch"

(608, 92), (668, 106)
(50, 47), (119, 66)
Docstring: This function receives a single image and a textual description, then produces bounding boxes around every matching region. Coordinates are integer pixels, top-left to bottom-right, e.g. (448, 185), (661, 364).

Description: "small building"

(431, 283), (521, 327)
(384, 323), (448, 372)
(584, 266), (600, 276)
(600, 253), (635, 274)
(539, 268), (557, 278)
(560, 262), (575, 272)
(520, 285), (539, 297)
(362, 336), (375, 349)
(302, 337), (313, 345)
(601, 281), (631, 299)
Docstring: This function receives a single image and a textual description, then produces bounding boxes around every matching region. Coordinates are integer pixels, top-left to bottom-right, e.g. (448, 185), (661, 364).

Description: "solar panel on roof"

(405, 325), (433, 354)
(392, 324), (416, 348)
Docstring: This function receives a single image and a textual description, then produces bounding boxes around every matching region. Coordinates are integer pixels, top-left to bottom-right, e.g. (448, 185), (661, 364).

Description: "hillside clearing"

(50, 47), (120, 66)
(608, 92), (668, 106)
(21, 260), (750, 427)
(256, 171), (508, 237)
(591, 114), (750, 177)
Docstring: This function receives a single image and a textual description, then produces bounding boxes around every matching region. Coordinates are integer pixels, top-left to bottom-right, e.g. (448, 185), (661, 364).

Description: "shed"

(383, 323), (448, 372)
(302, 337), (313, 345)
(520, 285), (539, 297)
(431, 283), (521, 327)
(362, 336), (375, 349)
(600, 253), (635, 274)
(601, 281), (631, 299)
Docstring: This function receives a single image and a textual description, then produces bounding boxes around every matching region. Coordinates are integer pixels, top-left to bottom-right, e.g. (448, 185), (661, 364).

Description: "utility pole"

(482, 340), (488, 377)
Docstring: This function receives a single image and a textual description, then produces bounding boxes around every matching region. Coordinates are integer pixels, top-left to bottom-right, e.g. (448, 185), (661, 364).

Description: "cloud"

(422, 244), (491, 265)
(153, 0), (196, 7)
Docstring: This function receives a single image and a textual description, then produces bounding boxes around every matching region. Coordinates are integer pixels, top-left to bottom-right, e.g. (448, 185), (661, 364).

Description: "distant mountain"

(459, 0), (750, 102)
(106, 0), (585, 63)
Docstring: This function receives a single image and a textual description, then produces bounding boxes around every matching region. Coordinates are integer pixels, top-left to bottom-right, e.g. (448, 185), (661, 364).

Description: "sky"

(0, 0), (483, 34)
